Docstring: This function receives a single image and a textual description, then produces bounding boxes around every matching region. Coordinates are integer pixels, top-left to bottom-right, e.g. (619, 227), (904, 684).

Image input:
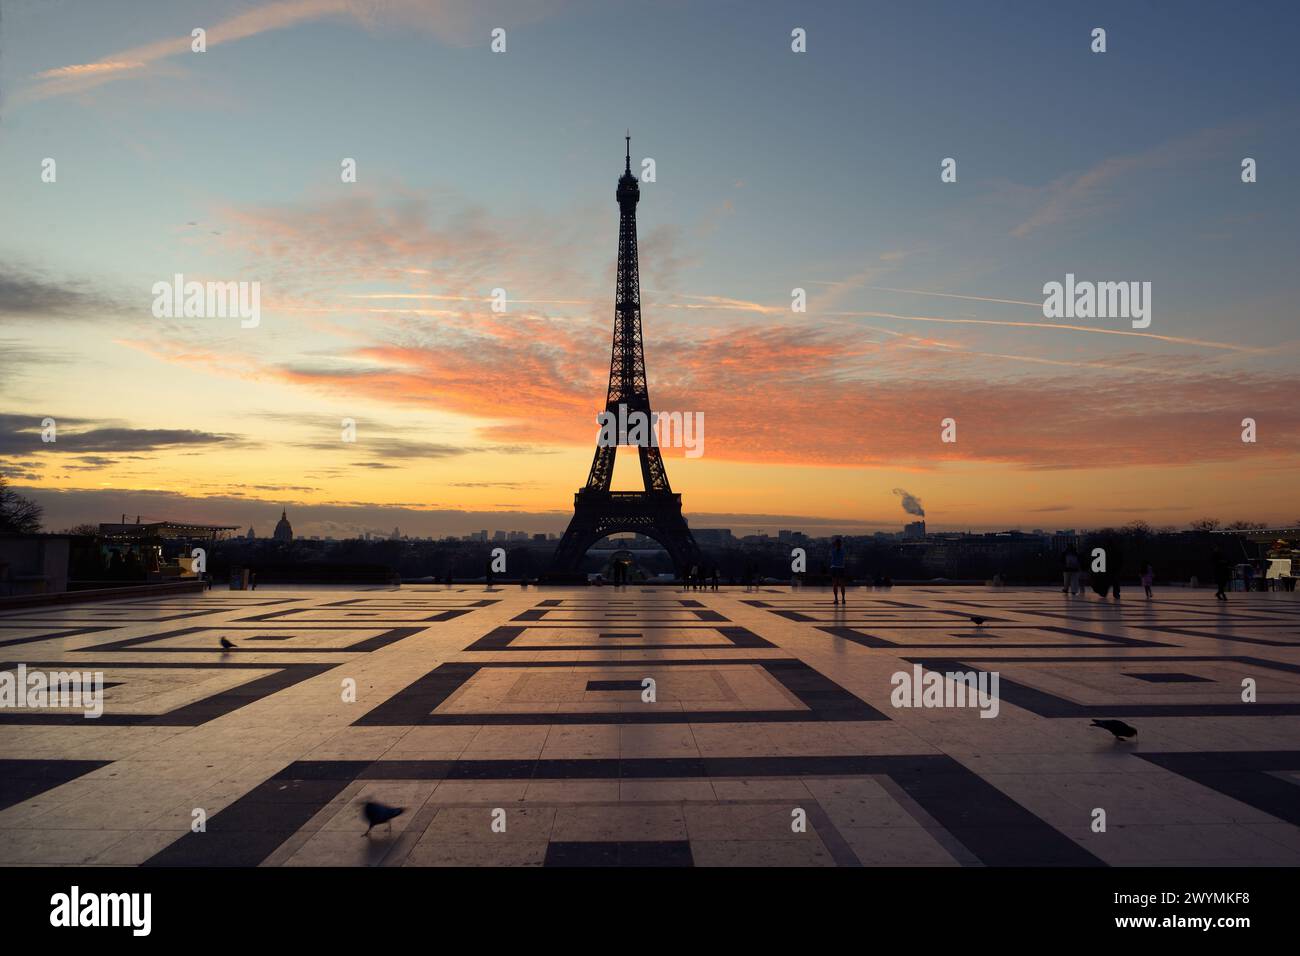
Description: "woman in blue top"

(830, 537), (847, 605)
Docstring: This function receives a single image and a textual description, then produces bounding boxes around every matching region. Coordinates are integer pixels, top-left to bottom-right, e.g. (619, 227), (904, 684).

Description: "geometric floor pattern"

(1, 586), (1297, 866)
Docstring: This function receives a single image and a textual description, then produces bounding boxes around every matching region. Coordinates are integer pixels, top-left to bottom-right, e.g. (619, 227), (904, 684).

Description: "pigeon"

(219, 637), (235, 650)
(1092, 719), (1138, 741)
(363, 800), (404, 835)
(969, 616), (987, 627)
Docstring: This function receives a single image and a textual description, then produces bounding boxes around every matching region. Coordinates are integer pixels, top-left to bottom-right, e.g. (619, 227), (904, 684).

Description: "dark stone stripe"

(904, 654), (1300, 674)
(818, 626), (897, 648)
(348, 626), (425, 652)
(1136, 751), (1300, 826)
(586, 679), (644, 691)
(143, 776), (355, 867)
(717, 626), (775, 648)
(464, 626), (525, 650)
(1127, 672), (1212, 683)
(0, 660), (333, 726)
(0, 759), (111, 811)
(353, 662), (482, 726)
(1131, 625), (1299, 647)
(887, 766), (1104, 866)
(0, 626), (120, 649)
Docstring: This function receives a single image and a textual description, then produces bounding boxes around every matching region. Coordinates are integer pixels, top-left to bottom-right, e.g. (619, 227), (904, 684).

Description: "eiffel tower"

(549, 135), (703, 580)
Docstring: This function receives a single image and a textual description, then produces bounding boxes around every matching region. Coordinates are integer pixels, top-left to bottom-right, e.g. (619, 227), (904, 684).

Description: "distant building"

(903, 520), (926, 540)
(693, 529), (734, 548)
(1051, 531), (1080, 551)
(390, 527), (401, 540)
(100, 520), (240, 544)
(273, 509), (293, 543)
(246, 527), (255, 540)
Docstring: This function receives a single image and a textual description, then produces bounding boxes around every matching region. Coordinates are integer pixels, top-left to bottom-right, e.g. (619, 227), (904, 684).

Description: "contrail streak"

(832, 309), (1257, 352)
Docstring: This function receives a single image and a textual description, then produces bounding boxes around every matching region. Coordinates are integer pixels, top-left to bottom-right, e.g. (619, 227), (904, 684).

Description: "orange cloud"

(110, 187), (1300, 476)
(121, 316), (1300, 472)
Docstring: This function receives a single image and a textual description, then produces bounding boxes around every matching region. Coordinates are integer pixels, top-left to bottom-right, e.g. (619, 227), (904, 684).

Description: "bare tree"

(1189, 518), (1221, 532)
(0, 476), (43, 533)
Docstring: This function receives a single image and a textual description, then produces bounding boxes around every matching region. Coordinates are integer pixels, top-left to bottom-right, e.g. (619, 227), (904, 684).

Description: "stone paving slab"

(1, 585), (1297, 866)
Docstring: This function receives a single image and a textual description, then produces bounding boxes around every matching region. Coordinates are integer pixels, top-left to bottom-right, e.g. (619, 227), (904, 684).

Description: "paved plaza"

(1, 585), (1298, 867)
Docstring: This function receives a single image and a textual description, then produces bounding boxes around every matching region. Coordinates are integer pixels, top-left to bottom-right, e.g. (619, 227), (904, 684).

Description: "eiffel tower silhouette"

(549, 135), (703, 580)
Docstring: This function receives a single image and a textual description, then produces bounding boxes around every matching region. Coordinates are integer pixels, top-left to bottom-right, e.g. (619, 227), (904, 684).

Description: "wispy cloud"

(15, 0), (571, 104)
(0, 414), (243, 455)
(0, 264), (127, 321)
(1009, 123), (1251, 238)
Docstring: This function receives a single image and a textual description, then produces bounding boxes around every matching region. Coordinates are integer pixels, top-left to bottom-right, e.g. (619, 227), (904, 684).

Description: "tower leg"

(548, 491), (702, 581)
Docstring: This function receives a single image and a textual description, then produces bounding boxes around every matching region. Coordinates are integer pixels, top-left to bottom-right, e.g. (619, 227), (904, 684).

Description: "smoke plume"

(892, 488), (925, 517)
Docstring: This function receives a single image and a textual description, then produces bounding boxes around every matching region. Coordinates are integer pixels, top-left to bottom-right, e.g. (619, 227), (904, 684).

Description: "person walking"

(1140, 562), (1154, 599)
(1212, 548), (1231, 601)
(829, 536), (847, 605)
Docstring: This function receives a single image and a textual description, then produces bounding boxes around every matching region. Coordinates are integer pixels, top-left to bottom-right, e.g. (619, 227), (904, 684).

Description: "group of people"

(586, 538), (1246, 602)
(1060, 543), (1153, 599)
(685, 563), (720, 590)
(1061, 543), (1234, 600)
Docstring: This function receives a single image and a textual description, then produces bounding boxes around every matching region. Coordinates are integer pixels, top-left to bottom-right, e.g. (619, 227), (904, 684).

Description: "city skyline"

(4, 0), (1299, 539)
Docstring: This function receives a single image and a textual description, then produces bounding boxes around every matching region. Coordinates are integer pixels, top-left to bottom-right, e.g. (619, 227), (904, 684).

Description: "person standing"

(1065, 545), (1082, 596)
(1140, 563), (1154, 598)
(829, 537), (847, 605)
(1062, 545), (1081, 595)
(1108, 540), (1125, 600)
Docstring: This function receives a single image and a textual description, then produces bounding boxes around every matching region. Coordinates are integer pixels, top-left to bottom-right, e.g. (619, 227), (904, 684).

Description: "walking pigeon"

(1091, 719), (1137, 741)
(363, 800), (404, 835)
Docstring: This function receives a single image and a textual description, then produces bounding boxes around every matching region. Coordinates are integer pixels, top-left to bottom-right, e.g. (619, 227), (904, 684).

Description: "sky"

(2, 0), (1298, 539)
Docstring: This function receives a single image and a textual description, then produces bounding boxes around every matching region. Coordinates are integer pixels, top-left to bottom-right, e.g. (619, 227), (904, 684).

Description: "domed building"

(273, 508), (293, 543)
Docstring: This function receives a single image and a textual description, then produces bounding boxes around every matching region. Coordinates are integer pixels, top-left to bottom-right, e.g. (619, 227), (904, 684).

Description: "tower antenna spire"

(625, 130), (631, 173)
